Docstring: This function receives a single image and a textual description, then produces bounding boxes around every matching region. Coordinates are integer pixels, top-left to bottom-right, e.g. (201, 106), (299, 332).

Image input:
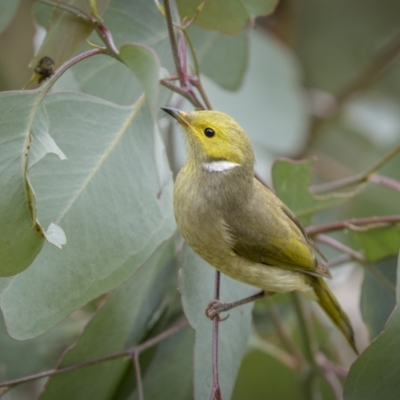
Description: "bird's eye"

(204, 128), (215, 138)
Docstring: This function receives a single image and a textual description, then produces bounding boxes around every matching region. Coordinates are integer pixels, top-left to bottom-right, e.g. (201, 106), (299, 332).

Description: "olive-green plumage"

(163, 107), (356, 353)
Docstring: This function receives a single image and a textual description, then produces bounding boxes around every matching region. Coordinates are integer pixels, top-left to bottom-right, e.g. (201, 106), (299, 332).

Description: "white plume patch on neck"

(202, 160), (240, 172)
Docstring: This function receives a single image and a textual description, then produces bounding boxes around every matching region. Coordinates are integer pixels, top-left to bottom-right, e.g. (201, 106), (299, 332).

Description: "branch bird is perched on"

(162, 107), (357, 353)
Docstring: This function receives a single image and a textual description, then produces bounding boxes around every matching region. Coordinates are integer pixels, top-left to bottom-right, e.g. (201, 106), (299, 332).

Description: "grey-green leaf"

(0, 91), (46, 276)
(39, 240), (175, 400)
(180, 245), (254, 400)
(188, 26), (248, 91)
(344, 252), (400, 400)
(1, 92), (176, 339)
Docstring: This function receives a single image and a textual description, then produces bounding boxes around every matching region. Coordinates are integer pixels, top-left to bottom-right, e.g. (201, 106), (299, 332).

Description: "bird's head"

(161, 108), (255, 172)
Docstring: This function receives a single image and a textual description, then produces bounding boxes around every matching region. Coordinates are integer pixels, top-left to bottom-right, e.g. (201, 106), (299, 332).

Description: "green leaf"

(349, 225), (400, 262)
(1, 92), (176, 339)
(188, 26), (248, 91)
(232, 349), (306, 400)
(0, 0), (19, 34)
(344, 252), (400, 400)
(129, 325), (195, 400)
(30, 0), (110, 69)
(272, 158), (358, 225)
(180, 245), (254, 400)
(119, 44), (159, 112)
(176, 0), (279, 34)
(361, 257), (397, 340)
(0, 91), (46, 276)
(39, 240), (175, 400)
(53, 0), (173, 106)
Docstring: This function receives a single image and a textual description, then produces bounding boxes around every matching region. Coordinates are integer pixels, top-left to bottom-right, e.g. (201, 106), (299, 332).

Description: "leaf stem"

(209, 270), (222, 400)
(311, 145), (400, 194)
(0, 318), (188, 390)
(163, 0), (185, 87)
(315, 234), (365, 262)
(306, 215), (400, 236)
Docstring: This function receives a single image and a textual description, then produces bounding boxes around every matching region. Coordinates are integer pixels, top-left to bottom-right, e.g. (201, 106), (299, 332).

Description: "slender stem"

(35, 48), (103, 101)
(326, 254), (353, 268)
(163, 0), (185, 87)
(209, 270), (222, 400)
(132, 351), (144, 400)
(190, 77), (213, 110)
(370, 174), (400, 193)
(316, 353), (348, 379)
(160, 79), (205, 109)
(0, 318), (187, 390)
(306, 215), (400, 236)
(315, 234), (365, 262)
(311, 145), (400, 194)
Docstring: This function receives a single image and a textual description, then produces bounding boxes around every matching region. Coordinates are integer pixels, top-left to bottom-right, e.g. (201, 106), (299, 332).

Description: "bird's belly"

(215, 255), (314, 296)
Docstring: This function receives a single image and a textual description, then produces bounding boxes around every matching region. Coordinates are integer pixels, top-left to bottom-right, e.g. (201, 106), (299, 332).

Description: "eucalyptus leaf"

(349, 226), (400, 262)
(344, 253), (400, 400)
(30, 0), (110, 69)
(180, 245), (254, 400)
(188, 26), (248, 91)
(39, 240), (175, 400)
(176, 0), (279, 34)
(1, 92), (176, 340)
(361, 257), (397, 340)
(129, 325), (194, 400)
(272, 158), (358, 225)
(0, 91), (46, 277)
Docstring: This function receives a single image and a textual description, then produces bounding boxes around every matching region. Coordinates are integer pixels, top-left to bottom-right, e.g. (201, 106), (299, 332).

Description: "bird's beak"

(160, 107), (190, 127)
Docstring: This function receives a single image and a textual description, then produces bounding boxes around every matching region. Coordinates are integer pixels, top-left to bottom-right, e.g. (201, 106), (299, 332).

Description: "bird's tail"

(310, 277), (358, 354)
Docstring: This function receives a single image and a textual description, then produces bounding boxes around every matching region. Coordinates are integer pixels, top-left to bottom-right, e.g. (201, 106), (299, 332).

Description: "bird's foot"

(205, 300), (230, 321)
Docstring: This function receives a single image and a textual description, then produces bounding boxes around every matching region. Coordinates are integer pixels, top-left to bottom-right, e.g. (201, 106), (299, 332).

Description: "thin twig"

(0, 318), (188, 390)
(163, 0), (185, 87)
(370, 174), (400, 193)
(326, 254), (353, 268)
(209, 270), (222, 400)
(160, 79), (204, 109)
(311, 145), (400, 194)
(315, 234), (365, 262)
(132, 351), (144, 400)
(306, 215), (400, 236)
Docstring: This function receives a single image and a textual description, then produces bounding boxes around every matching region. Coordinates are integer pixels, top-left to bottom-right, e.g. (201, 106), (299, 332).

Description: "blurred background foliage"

(0, 0), (399, 399)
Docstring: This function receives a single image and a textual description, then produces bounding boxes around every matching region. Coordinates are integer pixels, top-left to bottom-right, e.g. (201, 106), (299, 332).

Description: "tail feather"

(310, 277), (358, 354)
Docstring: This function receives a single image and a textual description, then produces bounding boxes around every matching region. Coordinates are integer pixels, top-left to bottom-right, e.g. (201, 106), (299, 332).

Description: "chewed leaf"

(272, 158), (363, 225)
(1, 92), (175, 340)
(29, 105), (67, 168)
(44, 222), (67, 249)
(0, 91), (46, 277)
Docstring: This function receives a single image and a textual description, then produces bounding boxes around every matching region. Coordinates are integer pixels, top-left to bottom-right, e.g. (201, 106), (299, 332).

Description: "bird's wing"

(229, 180), (331, 279)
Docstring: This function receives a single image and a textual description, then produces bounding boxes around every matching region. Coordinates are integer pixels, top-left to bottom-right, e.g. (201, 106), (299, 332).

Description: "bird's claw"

(205, 300), (230, 322)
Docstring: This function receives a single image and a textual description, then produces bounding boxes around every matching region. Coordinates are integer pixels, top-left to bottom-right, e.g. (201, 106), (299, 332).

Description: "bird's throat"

(202, 160), (240, 172)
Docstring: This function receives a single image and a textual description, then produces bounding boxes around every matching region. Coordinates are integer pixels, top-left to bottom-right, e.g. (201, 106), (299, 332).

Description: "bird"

(161, 107), (357, 353)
